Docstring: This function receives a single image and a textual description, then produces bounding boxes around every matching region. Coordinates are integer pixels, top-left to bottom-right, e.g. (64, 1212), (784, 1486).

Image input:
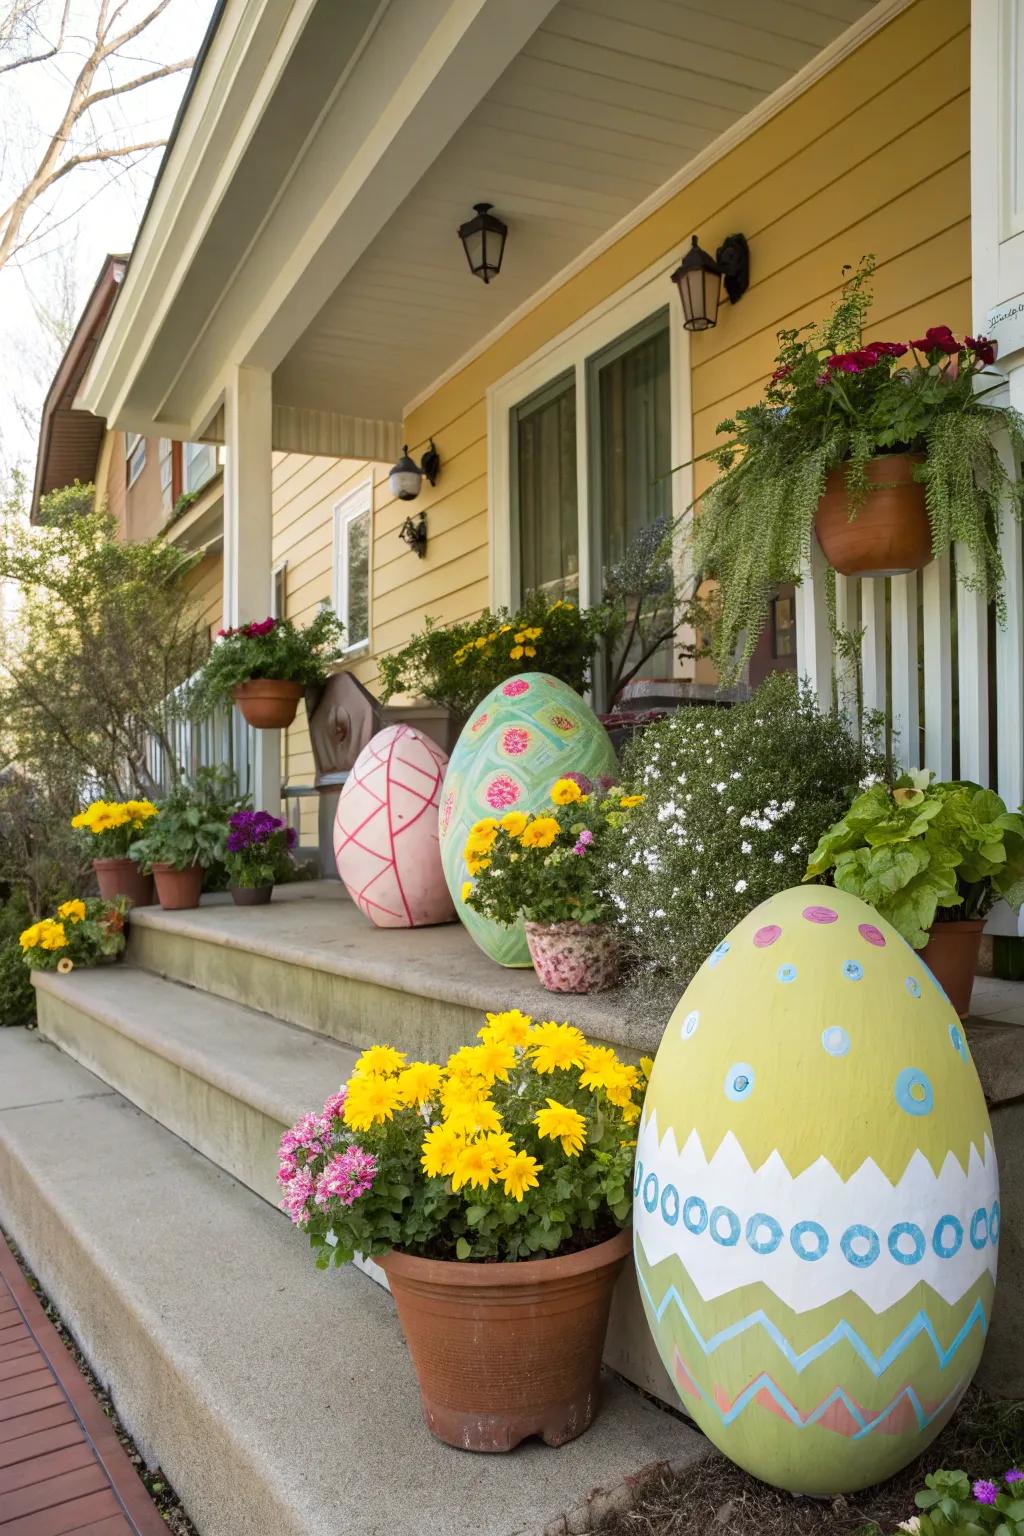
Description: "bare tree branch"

(80, 57), (193, 112)
(0, 0), (67, 75)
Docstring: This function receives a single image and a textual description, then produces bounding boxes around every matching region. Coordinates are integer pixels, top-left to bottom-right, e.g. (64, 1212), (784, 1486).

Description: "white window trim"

(270, 559), (287, 620)
(333, 479), (373, 655)
(487, 256), (693, 677)
(125, 432), (146, 488)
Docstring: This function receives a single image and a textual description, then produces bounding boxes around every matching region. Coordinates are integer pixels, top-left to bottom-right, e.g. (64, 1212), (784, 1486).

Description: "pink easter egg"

(333, 725), (455, 928)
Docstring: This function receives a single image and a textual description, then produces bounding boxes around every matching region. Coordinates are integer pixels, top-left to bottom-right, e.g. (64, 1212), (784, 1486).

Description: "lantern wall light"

(670, 233), (749, 332)
(457, 202), (508, 284)
(388, 439), (440, 503)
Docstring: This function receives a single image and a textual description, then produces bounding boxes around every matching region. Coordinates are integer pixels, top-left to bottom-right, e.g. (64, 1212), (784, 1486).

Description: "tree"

(0, 481), (209, 795)
(0, 0), (195, 273)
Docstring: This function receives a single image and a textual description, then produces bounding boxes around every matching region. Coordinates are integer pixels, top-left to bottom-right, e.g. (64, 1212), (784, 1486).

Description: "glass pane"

(184, 442), (216, 493)
(513, 377), (578, 602)
(346, 509), (370, 646)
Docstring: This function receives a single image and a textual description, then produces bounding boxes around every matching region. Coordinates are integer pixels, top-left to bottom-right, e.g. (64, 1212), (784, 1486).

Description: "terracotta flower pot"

(152, 862), (204, 911)
(815, 452), (932, 576)
(92, 857), (154, 909)
(524, 920), (621, 993)
(921, 918), (985, 1019)
(232, 679), (304, 729)
(230, 884), (273, 906)
(379, 1227), (630, 1452)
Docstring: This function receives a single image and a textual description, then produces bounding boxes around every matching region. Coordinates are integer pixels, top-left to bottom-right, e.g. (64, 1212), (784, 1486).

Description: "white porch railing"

(143, 673), (255, 796)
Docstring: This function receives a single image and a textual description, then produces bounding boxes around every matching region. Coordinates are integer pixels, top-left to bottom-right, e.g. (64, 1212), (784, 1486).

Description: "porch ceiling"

(77, 0), (880, 453)
(277, 0), (879, 423)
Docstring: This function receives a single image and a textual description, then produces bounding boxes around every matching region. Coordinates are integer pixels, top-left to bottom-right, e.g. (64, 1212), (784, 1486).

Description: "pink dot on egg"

(753, 924), (782, 948)
(858, 922), (886, 947)
(803, 905), (838, 924)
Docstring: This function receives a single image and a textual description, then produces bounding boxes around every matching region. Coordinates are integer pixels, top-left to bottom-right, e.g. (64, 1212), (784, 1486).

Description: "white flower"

(860, 772), (883, 790)
(772, 851), (784, 865)
(897, 1520), (921, 1534)
(734, 879), (748, 893)
(740, 841), (752, 855)
(791, 842), (802, 854)
(730, 771), (741, 780)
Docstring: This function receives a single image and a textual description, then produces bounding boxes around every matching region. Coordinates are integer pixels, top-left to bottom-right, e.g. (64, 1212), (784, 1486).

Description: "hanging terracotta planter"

(152, 862), (204, 911)
(379, 1227), (629, 1452)
(232, 679), (304, 729)
(229, 884), (273, 907)
(921, 918), (985, 1020)
(92, 857), (154, 909)
(815, 452), (932, 576)
(523, 920), (621, 994)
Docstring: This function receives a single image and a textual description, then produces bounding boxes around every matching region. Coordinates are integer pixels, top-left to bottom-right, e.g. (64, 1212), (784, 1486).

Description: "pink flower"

(244, 616), (277, 638)
(315, 1147), (378, 1207)
(470, 713), (489, 733)
(572, 829), (594, 856)
(502, 679), (530, 697)
(973, 1481), (999, 1506)
(485, 774), (521, 809)
(501, 727), (529, 755)
(322, 1089), (348, 1121)
(279, 1167), (315, 1225)
(770, 365), (791, 382)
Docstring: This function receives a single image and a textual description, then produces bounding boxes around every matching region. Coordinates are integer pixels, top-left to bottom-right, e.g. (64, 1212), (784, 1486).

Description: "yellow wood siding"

(182, 552), (223, 637)
(385, 0), (967, 682)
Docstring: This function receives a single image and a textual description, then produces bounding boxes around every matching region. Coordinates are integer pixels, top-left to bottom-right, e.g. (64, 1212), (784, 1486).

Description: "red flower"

(865, 340), (908, 358)
(967, 334), (998, 366)
(243, 617), (277, 638)
(770, 365), (792, 382)
(911, 325), (959, 356)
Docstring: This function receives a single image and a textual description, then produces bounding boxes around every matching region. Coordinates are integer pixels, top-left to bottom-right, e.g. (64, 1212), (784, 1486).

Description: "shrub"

(0, 895), (36, 1027)
(376, 593), (607, 722)
(608, 673), (884, 992)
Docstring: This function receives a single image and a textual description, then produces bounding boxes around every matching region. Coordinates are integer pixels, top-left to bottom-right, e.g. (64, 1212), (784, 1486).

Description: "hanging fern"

(690, 257), (1024, 682)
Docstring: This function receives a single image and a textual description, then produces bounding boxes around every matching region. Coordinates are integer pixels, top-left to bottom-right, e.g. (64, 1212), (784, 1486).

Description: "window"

(271, 562), (287, 621)
(159, 439), (174, 512)
(510, 372), (578, 602)
(126, 433), (146, 487)
(184, 441), (217, 494)
(333, 484), (371, 651)
(771, 589), (797, 658)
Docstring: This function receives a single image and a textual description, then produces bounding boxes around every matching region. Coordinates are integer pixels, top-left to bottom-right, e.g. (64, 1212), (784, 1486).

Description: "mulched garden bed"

(603, 1389), (1024, 1536)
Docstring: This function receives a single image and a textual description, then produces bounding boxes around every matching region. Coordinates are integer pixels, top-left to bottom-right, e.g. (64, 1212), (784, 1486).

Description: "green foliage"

(18, 897), (128, 973)
(0, 484), (207, 794)
(608, 673), (884, 989)
(691, 257), (1024, 680)
(376, 593), (607, 722)
(133, 769), (246, 873)
(909, 1468), (1024, 1535)
(0, 895), (36, 1027)
(0, 770), (91, 919)
(804, 772), (1024, 947)
(187, 610), (345, 717)
(463, 783), (638, 927)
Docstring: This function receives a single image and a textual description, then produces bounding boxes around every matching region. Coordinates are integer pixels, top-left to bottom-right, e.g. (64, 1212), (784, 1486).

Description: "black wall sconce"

(388, 439), (440, 502)
(457, 202), (508, 284)
(670, 233), (749, 331)
(398, 510), (428, 559)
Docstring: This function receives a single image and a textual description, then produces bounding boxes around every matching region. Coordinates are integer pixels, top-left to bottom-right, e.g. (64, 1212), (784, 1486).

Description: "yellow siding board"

(372, 543), (490, 628)
(374, 439), (486, 539)
(376, 508), (489, 597)
(273, 460), (373, 548)
(373, 581), (490, 657)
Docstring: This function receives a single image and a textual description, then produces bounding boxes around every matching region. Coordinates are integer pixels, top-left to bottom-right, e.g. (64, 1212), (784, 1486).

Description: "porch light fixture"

(670, 233), (749, 331)
(398, 510), (428, 559)
(457, 202), (507, 284)
(388, 440), (440, 502)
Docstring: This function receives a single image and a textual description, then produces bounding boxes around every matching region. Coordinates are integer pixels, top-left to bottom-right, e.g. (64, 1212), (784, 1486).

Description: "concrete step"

(0, 1029), (702, 1536)
(33, 963), (358, 1210)
(125, 883), (647, 1062)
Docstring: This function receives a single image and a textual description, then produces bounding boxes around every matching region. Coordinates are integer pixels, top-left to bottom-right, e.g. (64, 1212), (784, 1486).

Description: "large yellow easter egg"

(439, 673), (617, 966)
(635, 886), (998, 1495)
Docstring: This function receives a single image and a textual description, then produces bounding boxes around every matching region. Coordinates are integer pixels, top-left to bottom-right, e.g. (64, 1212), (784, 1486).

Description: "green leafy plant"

(904, 1467), (1024, 1534)
(0, 895), (37, 1026)
(188, 610), (345, 717)
(376, 593), (607, 722)
(132, 771), (243, 873)
(608, 673), (884, 990)
(277, 1011), (643, 1265)
(804, 772), (1024, 948)
(691, 256), (1024, 680)
(19, 897), (128, 973)
(461, 778), (639, 928)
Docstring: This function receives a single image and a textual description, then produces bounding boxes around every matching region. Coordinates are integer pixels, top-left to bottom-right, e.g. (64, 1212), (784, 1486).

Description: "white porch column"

(223, 364), (280, 815)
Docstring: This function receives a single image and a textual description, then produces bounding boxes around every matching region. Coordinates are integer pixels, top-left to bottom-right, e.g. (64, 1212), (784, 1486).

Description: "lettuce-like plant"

(804, 772), (1024, 947)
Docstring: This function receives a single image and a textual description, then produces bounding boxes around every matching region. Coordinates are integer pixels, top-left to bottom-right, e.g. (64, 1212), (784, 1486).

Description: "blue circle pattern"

(707, 940), (730, 969)
(776, 963), (798, 984)
(894, 1067), (934, 1116)
(822, 1026), (851, 1057)
(633, 1164), (998, 1267)
(842, 959), (864, 981)
(949, 1023), (968, 1062)
(724, 1063), (755, 1102)
(905, 975), (922, 998)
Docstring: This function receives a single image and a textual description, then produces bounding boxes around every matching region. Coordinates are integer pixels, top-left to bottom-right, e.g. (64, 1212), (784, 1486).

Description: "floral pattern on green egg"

(439, 673), (618, 967)
(635, 885), (998, 1496)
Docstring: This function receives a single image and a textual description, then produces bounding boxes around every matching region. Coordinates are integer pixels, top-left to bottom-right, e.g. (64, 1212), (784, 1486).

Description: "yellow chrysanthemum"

(354, 1045), (407, 1077)
(343, 1073), (402, 1131)
(465, 851), (491, 876)
(444, 1095), (502, 1138)
(529, 1022), (587, 1075)
(460, 881), (474, 903)
(502, 1150), (541, 1202)
(578, 1045), (624, 1094)
(478, 1008), (533, 1048)
(522, 627), (542, 641)
(452, 1139), (502, 1192)
(520, 817), (559, 849)
(124, 799), (158, 827)
(622, 1100), (641, 1124)
(464, 1039), (516, 1084)
(499, 811), (528, 837)
(534, 1099), (586, 1157)
(639, 1056), (654, 1081)
(38, 921), (67, 951)
(619, 794), (644, 808)
(420, 1123), (464, 1178)
(396, 1062), (444, 1107)
(19, 922), (44, 950)
(550, 778), (583, 806)
(57, 899), (86, 924)
(509, 646), (524, 660)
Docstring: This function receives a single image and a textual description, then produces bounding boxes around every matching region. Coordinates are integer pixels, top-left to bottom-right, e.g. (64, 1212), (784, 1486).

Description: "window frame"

(508, 367), (578, 605)
(332, 480), (373, 656)
(125, 432), (146, 488)
(487, 260), (692, 681)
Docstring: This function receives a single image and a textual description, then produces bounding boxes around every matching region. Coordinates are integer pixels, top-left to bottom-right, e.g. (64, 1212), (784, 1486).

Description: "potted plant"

(71, 798), (159, 907)
(132, 781), (233, 910)
(279, 1011), (642, 1451)
(461, 778), (640, 993)
(189, 610), (346, 729)
(804, 770), (1024, 1017)
(692, 256), (1024, 681)
(224, 809), (297, 905)
(904, 1468), (1024, 1535)
(19, 897), (128, 974)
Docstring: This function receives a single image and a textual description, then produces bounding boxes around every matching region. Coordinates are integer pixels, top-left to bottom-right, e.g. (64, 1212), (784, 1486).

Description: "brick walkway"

(0, 1236), (168, 1536)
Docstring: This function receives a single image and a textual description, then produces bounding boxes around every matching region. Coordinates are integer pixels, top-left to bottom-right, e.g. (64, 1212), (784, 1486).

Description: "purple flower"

(1006, 1470), (1024, 1484)
(973, 1481), (999, 1506)
(226, 808), (285, 852)
(563, 772), (593, 794)
(572, 828), (594, 857)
